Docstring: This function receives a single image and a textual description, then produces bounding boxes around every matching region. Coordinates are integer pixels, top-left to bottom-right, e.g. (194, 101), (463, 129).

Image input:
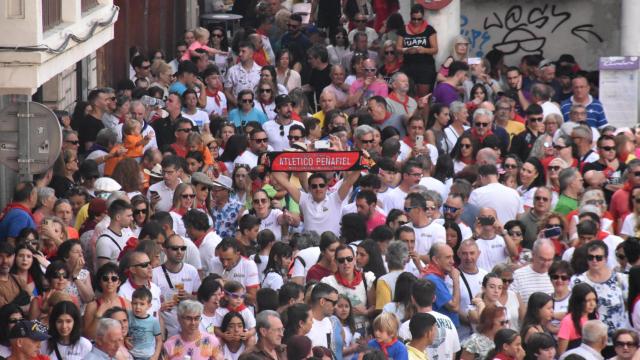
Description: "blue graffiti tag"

(460, 15), (491, 57)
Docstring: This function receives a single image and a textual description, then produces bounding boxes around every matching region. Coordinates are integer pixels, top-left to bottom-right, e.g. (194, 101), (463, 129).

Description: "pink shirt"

(181, 41), (214, 61)
(558, 314), (589, 341)
(349, 79), (389, 97)
(367, 211), (387, 235)
(163, 332), (223, 360)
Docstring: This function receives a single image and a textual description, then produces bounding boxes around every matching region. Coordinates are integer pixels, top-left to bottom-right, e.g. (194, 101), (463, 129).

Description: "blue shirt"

(0, 208), (36, 241)
(128, 311), (161, 359)
(425, 273), (460, 326)
(228, 108), (268, 128)
(561, 95), (608, 128)
(367, 338), (408, 360)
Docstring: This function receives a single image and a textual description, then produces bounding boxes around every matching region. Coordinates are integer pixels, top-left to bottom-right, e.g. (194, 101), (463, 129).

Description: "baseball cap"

(275, 94), (294, 109)
(9, 320), (50, 341)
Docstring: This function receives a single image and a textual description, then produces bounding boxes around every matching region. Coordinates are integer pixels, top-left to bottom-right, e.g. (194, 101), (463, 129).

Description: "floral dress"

(572, 272), (630, 344)
(461, 333), (494, 360)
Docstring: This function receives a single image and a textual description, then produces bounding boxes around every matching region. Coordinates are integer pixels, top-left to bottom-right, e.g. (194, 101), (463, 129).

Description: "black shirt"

(152, 115), (180, 150)
(509, 128), (540, 161)
(77, 114), (104, 154)
(309, 64), (332, 106)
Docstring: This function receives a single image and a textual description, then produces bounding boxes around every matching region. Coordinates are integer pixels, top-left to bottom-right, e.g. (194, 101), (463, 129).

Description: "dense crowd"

(0, 1), (638, 360)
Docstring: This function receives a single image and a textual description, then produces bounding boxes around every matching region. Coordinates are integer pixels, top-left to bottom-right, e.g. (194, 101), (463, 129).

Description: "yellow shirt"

(74, 202), (90, 230)
(407, 345), (429, 360)
(312, 110), (326, 128)
(503, 120), (525, 145)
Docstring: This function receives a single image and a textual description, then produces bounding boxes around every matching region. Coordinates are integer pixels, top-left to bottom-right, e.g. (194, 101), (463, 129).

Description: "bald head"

(478, 207), (497, 218)
(476, 148), (498, 165)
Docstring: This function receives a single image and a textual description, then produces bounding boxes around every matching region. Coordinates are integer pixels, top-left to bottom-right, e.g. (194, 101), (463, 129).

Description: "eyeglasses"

(615, 341), (638, 348)
(241, 98), (254, 104)
(599, 146), (615, 152)
(53, 272), (69, 279)
(8, 318), (23, 324)
(132, 261), (151, 268)
(634, 171), (640, 177)
(259, 88), (272, 93)
(475, 122), (489, 128)
(364, 68), (377, 73)
(529, 117), (544, 122)
(176, 128), (192, 133)
(133, 209), (147, 216)
(398, 221), (408, 226)
(101, 275), (120, 283)
(252, 138), (268, 143)
(586, 199), (605, 206)
(181, 194), (196, 199)
(310, 183), (326, 189)
(322, 297), (338, 305)
(508, 231), (522, 237)
(548, 166), (561, 172)
(181, 315), (202, 322)
(288, 135), (302, 141)
(212, 33), (224, 38)
(587, 254), (605, 262)
(253, 198), (269, 204)
(534, 196), (549, 202)
(336, 256), (354, 264)
(225, 290), (246, 299)
(461, 143), (472, 149)
(168, 246), (187, 252)
(502, 278), (514, 284)
(550, 274), (570, 281)
(65, 140), (80, 145)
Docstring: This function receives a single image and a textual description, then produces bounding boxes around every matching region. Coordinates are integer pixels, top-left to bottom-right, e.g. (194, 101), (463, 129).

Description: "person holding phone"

(472, 207), (519, 273)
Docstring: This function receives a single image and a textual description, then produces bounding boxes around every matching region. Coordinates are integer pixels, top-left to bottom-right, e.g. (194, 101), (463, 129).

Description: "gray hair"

(353, 31), (368, 42)
(256, 310), (280, 335)
(492, 263), (514, 276)
(386, 241), (409, 270)
(532, 238), (554, 256)
(390, 72), (408, 85)
(476, 148), (498, 165)
(570, 104), (586, 114)
(330, 64), (345, 75)
(354, 125), (375, 140)
(558, 168), (578, 193)
(37, 187), (56, 207)
(95, 128), (118, 148)
(130, 100), (145, 111)
(581, 320), (608, 345)
(291, 231), (320, 249)
(529, 134), (552, 159)
(531, 83), (552, 101)
(545, 113), (563, 128)
(62, 129), (78, 140)
(106, 191), (129, 207)
(424, 190), (442, 208)
(449, 101), (466, 115)
(571, 125), (592, 141)
(473, 108), (494, 123)
(177, 300), (203, 317)
(96, 318), (121, 339)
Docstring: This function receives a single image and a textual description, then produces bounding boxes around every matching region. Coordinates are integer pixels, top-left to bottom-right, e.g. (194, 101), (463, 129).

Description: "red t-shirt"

(367, 211), (387, 235)
(306, 263), (333, 283)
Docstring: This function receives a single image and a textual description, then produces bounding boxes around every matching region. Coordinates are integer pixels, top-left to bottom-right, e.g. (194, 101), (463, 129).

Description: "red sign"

(415, 0), (453, 11)
(266, 151), (372, 172)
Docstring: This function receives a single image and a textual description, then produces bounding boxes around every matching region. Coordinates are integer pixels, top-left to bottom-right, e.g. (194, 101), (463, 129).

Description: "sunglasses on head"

(336, 256), (354, 264)
(101, 275), (119, 283)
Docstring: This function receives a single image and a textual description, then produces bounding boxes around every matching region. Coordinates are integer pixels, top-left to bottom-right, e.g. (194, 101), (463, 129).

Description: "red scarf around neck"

(493, 353), (515, 360)
(388, 92), (410, 114)
(193, 230), (211, 248)
(227, 303), (247, 312)
(421, 263), (446, 278)
(206, 88), (222, 107)
(171, 207), (188, 217)
(0, 202), (34, 222)
(127, 275), (149, 290)
(377, 338), (399, 357)
(405, 20), (428, 35)
(334, 270), (363, 289)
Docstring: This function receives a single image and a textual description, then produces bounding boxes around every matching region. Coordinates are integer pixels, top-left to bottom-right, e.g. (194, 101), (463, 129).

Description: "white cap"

(94, 177), (122, 192)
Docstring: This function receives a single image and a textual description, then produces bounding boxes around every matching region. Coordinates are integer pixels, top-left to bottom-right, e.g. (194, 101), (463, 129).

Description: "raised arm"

(338, 170), (361, 201)
(271, 172), (301, 204)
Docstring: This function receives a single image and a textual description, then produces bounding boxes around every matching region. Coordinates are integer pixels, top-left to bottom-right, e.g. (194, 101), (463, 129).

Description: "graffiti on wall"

(461, 4), (604, 58)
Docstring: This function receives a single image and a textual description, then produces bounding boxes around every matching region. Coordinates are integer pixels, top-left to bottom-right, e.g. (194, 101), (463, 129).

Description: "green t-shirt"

(554, 194), (578, 215)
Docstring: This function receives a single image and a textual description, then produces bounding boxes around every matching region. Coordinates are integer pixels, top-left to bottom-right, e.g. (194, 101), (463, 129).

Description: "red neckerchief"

(375, 112), (391, 125)
(127, 276), (149, 290)
(377, 338), (399, 357)
(206, 88), (221, 107)
(421, 263), (445, 278)
(253, 50), (269, 67)
(291, 111), (301, 121)
(471, 127), (493, 143)
(196, 202), (207, 211)
(388, 92), (410, 114)
(403, 136), (415, 147)
(0, 202), (34, 222)
(193, 230), (211, 248)
(118, 237), (139, 261)
(597, 230), (609, 241)
(493, 353), (515, 360)
(227, 303), (247, 312)
(171, 207), (188, 216)
(170, 143), (188, 158)
(384, 61), (402, 75)
(42, 246), (57, 260)
(405, 20), (428, 35)
(334, 270), (363, 289)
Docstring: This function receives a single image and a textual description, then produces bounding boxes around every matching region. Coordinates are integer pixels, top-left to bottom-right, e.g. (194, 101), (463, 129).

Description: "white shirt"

(95, 227), (133, 264)
(204, 91), (228, 116)
(475, 235), (509, 272)
(115, 122), (157, 153)
(308, 317), (333, 348)
(446, 268), (488, 340)
(621, 213), (637, 237)
(262, 271), (285, 290)
(469, 182), (522, 224)
(263, 119), (302, 151)
(254, 100), (277, 122)
(411, 221), (446, 257)
(542, 100), (562, 119)
(118, 279), (162, 317)
(258, 208), (284, 241)
(512, 264), (554, 306)
(299, 190), (344, 235)
(444, 125), (469, 153)
(182, 109), (210, 130)
(183, 236), (203, 271)
(170, 211), (188, 239)
(291, 246), (321, 279)
(41, 337), (93, 360)
(434, 218), (473, 241)
(381, 186), (408, 214)
(152, 263), (202, 337)
(198, 231), (223, 274)
(225, 62), (262, 98)
(399, 310), (461, 360)
(213, 307), (256, 329)
(234, 150), (259, 169)
(206, 256), (260, 290)
(419, 177), (447, 202)
(147, 181), (180, 212)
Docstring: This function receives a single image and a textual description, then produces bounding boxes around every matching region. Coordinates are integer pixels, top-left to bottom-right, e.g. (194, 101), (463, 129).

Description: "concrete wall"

(460, 0), (621, 69)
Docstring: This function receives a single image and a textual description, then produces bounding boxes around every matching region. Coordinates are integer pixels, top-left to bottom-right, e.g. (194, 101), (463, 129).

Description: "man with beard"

(263, 94), (300, 151)
(386, 72), (417, 117)
(435, 194), (472, 240)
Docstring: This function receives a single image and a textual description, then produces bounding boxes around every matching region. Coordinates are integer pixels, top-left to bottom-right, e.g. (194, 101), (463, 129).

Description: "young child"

(128, 288), (163, 360)
(367, 312), (408, 360)
(213, 281), (256, 344)
(123, 119), (153, 160)
(181, 27), (226, 61)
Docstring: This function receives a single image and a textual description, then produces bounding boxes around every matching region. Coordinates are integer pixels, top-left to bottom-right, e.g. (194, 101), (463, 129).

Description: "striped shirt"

(512, 264), (553, 305)
(561, 95), (608, 128)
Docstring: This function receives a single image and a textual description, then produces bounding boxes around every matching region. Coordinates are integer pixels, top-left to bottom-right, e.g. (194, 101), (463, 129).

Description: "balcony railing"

(81, 0), (100, 12)
(42, 0), (62, 32)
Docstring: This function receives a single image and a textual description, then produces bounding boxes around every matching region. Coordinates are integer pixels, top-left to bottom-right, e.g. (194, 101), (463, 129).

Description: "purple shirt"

(432, 82), (460, 106)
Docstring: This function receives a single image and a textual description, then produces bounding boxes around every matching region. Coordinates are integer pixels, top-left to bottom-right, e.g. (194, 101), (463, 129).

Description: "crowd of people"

(0, 0), (639, 359)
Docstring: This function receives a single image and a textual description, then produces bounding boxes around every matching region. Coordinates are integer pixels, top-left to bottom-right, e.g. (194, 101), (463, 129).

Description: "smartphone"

(468, 57), (481, 65)
(478, 216), (495, 226)
(415, 135), (424, 147)
(543, 226), (562, 238)
(315, 139), (330, 150)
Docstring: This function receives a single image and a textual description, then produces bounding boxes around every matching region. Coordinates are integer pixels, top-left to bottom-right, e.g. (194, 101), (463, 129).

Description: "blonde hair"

(150, 59), (172, 78)
(451, 35), (469, 61)
(123, 119), (141, 136)
(187, 132), (203, 147)
(372, 312), (400, 338)
(194, 27), (210, 41)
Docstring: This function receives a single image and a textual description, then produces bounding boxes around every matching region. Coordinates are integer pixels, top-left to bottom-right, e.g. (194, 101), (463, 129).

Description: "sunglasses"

(404, 206), (418, 213)
(534, 196), (549, 202)
(587, 254), (605, 262)
(550, 274), (570, 281)
(443, 204), (459, 213)
(259, 88), (272, 93)
(101, 275), (120, 283)
(212, 33), (224, 38)
(65, 140), (80, 145)
(529, 117), (544, 122)
(364, 68), (377, 73)
(310, 183), (326, 189)
(53, 272), (69, 280)
(548, 166), (561, 172)
(411, 17), (423, 22)
(337, 256), (354, 264)
(398, 221), (408, 226)
(288, 135), (302, 141)
(503, 163), (517, 169)
(252, 138), (268, 143)
(355, 19), (367, 23)
(8, 318), (24, 324)
(169, 246), (187, 252)
(322, 297), (338, 305)
(253, 198), (269, 204)
(109, 96), (117, 101)
(132, 261), (151, 268)
(461, 143), (472, 149)
(279, 124), (285, 137)
(241, 99), (254, 104)
(475, 122), (489, 128)
(176, 128), (192, 133)
(360, 139), (375, 144)
(634, 171), (640, 177)
(599, 146), (615, 152)
(181, 194), (196, 199)
(615, 341), (638, 348)
(384, 51), (395, 55)
(502, 278), (514, 284)
(554, 144), (568, 150)
(225, 290), (246, 299)
(133, 209), (147, 216)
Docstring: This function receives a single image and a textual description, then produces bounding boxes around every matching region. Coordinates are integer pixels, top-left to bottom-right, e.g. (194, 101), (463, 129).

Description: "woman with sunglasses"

(0, 304), (25, 356)
(545, 157), (569, 198)
(44, 301), (92, 360)
(451, 133), (479, 173)
(321, 244), (375, 336)
(572, 241), (629, 349)
(11, 243), (46, 296)
(28, 261), (77, 323)
(438, 35), (469, 82)
(548, 261), (572, 336)
(209, 26), (231, 75)
(83, 263), (130, 339)
(460, 305), (509, 360)
(379, 40), (401, 84)
(250, 190), (298, 242)
(517, 157), (546, 211)
(169, 183), (197, 239)
(253, 79), (277, 122)
(130, 194), (150, 237)
(396, 4), (438, 97)
(504, 220), (530, 265)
